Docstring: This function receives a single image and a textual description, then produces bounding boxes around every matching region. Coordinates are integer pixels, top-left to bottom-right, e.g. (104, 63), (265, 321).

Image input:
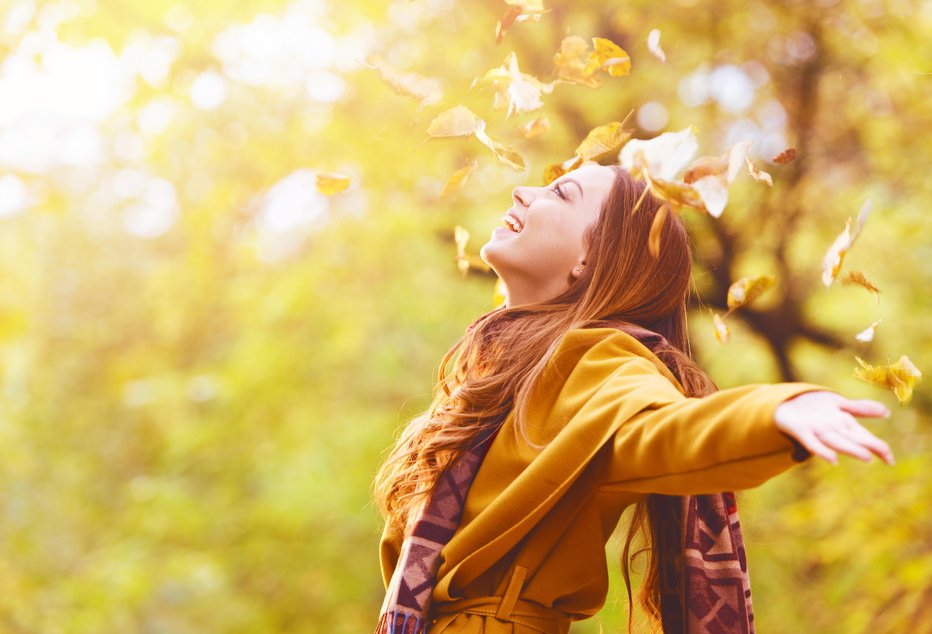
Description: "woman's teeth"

(501, 214), (523, 233)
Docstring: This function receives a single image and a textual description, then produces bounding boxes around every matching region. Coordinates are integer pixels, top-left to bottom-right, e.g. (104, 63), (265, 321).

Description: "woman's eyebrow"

(563, 178), (583, 200)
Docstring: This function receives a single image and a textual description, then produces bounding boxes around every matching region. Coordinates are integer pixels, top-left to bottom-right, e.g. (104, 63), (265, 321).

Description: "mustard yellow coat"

(379, 327), (830, 633)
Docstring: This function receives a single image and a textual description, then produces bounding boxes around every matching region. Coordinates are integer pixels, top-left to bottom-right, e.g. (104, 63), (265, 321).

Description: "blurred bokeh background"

(0, 0), (930, 632)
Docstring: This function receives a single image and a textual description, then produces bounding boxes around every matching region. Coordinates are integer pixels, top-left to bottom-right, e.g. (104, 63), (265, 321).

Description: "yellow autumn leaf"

(745, 156), (773, 186)
(713, 312), (730, 344)
(854, 354), (921, 405)
(553, 36), (630, 87)
(683, 140), (750, 184)
(519, 115), (551, 139)
(584, 37), (631, 77)
(316, 173), (350, 195)
(427, 107), (525, 170)
(821, 199), (872, 287)
(471, 52), (555, 118)
(681, 140), (751, 217)
(643, 172), (706, 214)
(840, 270), (880, 302)
(365, 53), (442, 106)
(542, 163), (564, 185)
(574, 121), (633, 164)
(475, 120), (526, 170)
(727, 274), (776, 311)
(855, 319), (882, 343)
(647, 29), (666, 63)
(553, 36), (600, 88)
(427, 105), (481, 137)
(440, 159), (477, 197)
(648, 204), (668, 259)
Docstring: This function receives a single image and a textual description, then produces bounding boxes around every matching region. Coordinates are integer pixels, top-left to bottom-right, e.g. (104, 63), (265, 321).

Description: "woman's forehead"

(562, 163), (617, 192)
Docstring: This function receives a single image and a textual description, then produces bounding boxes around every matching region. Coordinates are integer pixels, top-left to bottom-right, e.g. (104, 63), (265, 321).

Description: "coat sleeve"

(598, 355), (835, 495)
(378, 520), (403, 589)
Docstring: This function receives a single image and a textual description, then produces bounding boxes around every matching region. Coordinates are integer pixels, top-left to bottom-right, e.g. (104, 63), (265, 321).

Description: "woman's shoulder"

(556, 326), (686, 394)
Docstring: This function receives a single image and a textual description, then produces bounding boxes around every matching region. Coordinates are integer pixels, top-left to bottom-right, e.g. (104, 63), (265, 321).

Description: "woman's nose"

(512, 185), (531, 207)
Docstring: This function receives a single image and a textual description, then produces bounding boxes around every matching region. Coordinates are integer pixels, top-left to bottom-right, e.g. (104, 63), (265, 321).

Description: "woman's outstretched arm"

(597, 357), (894, 494)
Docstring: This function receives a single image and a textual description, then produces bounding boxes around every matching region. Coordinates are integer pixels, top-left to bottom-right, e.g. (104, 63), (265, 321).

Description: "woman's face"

(479, 163), (617, 307)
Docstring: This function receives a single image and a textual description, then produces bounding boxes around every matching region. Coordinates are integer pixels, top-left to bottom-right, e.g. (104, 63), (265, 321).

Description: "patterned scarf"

(375, 425), (500, 634)
(655, 492), (756, 633)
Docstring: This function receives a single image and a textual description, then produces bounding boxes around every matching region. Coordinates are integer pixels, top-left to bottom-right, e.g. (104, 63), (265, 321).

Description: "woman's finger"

(837, 398), (891, 419)
(794, 429), (839, 464)
(817, 429), (874, 462)
(842, 422), (896, 465)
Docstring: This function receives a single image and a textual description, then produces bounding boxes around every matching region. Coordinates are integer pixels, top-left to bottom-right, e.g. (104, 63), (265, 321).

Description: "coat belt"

(428, 565), (571, 633)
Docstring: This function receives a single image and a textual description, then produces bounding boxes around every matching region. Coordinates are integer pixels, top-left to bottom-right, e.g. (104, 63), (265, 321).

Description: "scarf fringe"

(375, 610), (427, 634)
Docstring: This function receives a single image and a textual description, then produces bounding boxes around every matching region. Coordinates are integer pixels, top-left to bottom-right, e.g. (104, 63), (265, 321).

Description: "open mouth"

(500, 213), (524, 233)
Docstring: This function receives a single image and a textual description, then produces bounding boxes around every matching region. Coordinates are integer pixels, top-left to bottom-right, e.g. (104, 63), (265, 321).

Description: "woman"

(373, 163), (894, 634)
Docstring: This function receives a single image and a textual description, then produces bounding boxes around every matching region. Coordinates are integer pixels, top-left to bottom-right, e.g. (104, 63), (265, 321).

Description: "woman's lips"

(492, 225), (520, 238)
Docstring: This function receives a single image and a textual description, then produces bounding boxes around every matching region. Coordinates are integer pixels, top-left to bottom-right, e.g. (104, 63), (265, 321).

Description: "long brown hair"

(372, 165), (719, 631)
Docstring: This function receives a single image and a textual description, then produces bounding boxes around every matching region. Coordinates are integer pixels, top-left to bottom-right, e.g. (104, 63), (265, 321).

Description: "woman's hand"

(774, 390), (895, 465)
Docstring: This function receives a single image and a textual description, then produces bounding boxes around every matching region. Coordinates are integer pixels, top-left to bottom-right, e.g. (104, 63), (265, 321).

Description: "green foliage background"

(0, 0), (930, 632)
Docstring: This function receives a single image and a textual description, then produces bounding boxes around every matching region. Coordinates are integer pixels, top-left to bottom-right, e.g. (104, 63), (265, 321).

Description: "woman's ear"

(571, 262), (586, 279)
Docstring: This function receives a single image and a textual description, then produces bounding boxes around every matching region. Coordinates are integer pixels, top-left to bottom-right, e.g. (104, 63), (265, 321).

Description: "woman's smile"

(491, 225), (520, 239)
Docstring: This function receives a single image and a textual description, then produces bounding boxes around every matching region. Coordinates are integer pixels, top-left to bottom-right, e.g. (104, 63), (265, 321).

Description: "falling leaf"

(745, 156), (773, 186)
(682, 140), (750, 184)
(727, 275), (776, 310)
(440, 159), (478, 197)
(648, 204), (668, 258)
(553, 36), (600, 88)
(475, 120), (526, 170)
(365, 54), (443, 107)
(519, 115), (551, 139)
(821, 198), (872, 287)
(495, 5), (523, 43)
(454, 225), (471, 276)
(620, 127), (698, 181)
(855, 319), (882, 343)
(643, 173), (706, 214)
(316, 173), (350, 195)
(647, 29), (666, 62)
(427, 105), (481, 137)
(688, 176), (730, 217)
(680, 139), (752, 217)
(472, 52), (555, 118)
(543, 160), (570, 184)
(713, 312), (730, 344)
(583, 37), (631, 77)
(575, 121), (633, 163)
(773, 148), (797, 164)
(541, 117), (632, 184)
(553, 36), (630, 87)
(840, 270), (880, 302)
(428, 107), (526, 170)
(854, 354), (921, 405)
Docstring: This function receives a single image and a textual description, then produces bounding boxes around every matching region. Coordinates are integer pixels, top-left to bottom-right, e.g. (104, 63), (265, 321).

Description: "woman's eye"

(551, 184), (567, 200)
